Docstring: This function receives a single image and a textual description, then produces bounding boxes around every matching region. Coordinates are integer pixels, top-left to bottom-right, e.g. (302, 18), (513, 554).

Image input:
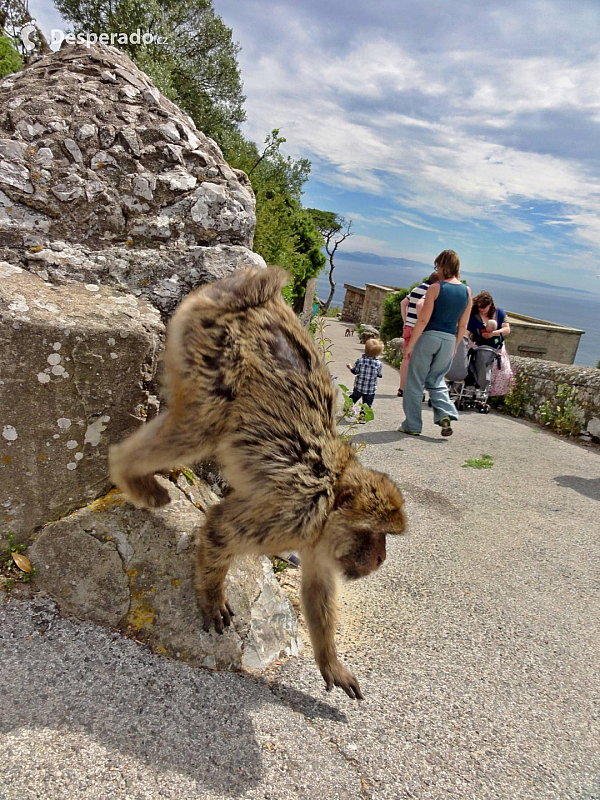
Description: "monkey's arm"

(300, 552), (364, 700)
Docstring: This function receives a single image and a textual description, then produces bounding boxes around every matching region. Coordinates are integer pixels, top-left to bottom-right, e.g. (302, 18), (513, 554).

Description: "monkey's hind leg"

(196, 500), (236, 634)
(109, 411), (213, 508)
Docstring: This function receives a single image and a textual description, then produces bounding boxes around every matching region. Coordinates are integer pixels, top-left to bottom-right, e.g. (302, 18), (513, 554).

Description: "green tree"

(225, 129), (325, 307)
(0, 34), (21, 76)
(54, 0), (245, 143)
(306, 209), (352, 312)
(52, 3), (325, 303)
(0, 0), (50, 57)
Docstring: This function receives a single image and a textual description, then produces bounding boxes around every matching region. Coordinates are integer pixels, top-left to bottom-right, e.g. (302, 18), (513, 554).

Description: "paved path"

(1, 319), (598, 799)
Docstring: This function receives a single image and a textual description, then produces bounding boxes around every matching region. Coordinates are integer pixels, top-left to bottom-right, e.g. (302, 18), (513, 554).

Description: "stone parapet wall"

(341, 284), (365, 322)
(505, 314), (584, 365)
(511, 355), (600, 440)
(362, 284), (393, 327)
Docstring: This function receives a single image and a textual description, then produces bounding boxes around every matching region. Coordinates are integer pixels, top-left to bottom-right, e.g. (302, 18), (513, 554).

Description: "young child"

(485, 319), (500, 347)
(346, 338), (384, 420)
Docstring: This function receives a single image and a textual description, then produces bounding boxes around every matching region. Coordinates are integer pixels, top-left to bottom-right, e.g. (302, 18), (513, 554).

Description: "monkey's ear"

(333, 487), (354, 509)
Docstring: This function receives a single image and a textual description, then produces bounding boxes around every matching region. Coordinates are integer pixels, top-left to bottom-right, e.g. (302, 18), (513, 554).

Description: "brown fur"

(109, 266), (406, 699)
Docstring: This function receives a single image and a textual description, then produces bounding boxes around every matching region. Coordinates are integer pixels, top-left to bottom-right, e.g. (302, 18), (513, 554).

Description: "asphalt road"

(1, 319), (598, 800)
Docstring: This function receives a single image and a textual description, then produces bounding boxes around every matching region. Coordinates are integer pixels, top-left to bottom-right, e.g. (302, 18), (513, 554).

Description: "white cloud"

(391, 215), (441, 233)
(341, 234), (402, 256)
(238, 29), (600, 253)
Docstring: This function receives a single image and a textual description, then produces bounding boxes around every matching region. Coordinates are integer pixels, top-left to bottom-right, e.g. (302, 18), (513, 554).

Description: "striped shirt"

(350, 355), (383, 395)
(405, 281), (430, 327)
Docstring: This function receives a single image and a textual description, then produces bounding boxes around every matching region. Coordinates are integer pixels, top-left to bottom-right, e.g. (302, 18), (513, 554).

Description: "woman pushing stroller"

(399, 250), (471, 437)
(468, 291), (514, 397)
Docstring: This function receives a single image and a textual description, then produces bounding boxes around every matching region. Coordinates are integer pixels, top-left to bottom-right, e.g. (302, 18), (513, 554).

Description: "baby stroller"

(441, 338), (497, 413)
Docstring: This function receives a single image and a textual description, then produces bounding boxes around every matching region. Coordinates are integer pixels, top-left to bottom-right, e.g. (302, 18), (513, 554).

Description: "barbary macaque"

(109, 266), (406, 699)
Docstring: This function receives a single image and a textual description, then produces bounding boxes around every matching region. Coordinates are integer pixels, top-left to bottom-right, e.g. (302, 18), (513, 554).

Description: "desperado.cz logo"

(19, 23), (167, 52)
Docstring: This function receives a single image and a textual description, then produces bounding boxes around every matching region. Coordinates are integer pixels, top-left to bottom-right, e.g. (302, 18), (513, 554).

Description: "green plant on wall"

(1, 532), (36, 591)
(538, 383), (583, 437)
(383, 341), (402, 370)
(503, 375), (529, 418)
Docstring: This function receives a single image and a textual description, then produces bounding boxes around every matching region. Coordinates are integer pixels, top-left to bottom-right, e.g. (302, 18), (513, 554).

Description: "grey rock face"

(360, 325), (380, 343)
(0, 43), (265, 314)
(0, 263), (164, 543)
(387, 337), (404, 357)
(0, 44), (300, 673)
(29, 477), (302, 669)
(22, 240), (266, 319)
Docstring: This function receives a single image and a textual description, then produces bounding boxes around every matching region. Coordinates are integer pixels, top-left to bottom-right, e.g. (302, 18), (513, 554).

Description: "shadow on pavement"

(0, 598), (348, 797)
(352, 430), (447, 444)
(554, 475), (600, 502)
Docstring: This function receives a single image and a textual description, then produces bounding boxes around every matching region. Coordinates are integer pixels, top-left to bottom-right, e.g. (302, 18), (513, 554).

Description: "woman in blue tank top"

(399, 250), (471, 437)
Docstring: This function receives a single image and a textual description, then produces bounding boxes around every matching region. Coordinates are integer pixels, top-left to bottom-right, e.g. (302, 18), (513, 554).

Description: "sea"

(316, 254), (600, 368)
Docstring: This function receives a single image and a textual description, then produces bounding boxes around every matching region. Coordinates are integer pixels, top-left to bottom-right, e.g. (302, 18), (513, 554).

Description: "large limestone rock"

(0, 262), (164, 543)
(0, 44), (302, 672)
(0, 42), (266, 317)
(29, 478), (302, 669)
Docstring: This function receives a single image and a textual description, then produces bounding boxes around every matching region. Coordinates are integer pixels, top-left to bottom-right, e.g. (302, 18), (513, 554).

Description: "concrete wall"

(505, 313), (584, 365)
(511, 356), (600, 440)
(341, 284), (365, 322)
(362, 284), (393, 327)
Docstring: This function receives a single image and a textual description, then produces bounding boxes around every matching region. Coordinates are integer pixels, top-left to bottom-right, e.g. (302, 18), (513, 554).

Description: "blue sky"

(28, 0), (600, 290)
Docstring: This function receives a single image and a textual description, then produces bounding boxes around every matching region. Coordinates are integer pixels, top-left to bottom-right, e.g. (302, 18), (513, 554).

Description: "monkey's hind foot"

(124, 475), (171, 509)
(321, 662), (364, 700)
(201, 600), (235, 635)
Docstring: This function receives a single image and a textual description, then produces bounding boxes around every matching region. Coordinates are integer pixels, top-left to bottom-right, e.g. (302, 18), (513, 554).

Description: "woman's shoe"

(439, 417), (453, 437)
(397, 389), (403, 397)
(399, 426), (420, 436)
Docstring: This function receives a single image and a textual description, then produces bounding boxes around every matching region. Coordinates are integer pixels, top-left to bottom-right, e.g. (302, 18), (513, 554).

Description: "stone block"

(0, 263), (164, 542)
(29, 478), (302, 670)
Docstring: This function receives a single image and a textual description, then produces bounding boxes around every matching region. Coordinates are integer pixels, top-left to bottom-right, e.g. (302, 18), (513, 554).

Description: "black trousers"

(350, 389), (375, 407)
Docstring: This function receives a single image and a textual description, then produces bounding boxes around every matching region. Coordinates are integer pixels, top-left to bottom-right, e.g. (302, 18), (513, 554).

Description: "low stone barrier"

(510, 355), (600, 440)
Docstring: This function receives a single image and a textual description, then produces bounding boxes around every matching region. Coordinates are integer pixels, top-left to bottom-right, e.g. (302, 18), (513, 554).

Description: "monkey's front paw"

(127, 476), (171, 508)
(321, 662), (364, 700)
(201, 600), (235, 635)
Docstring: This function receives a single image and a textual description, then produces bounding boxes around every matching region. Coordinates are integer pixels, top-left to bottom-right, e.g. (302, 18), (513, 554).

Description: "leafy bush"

(319, 305), (341, 318)
(380, 290), (408, 342)
(380, 278), (426, 342)
(0, 36), (22, 79)
(383, 342), (402, 370)
(538, 384), (583, 437)
(503, 375), (529, 417)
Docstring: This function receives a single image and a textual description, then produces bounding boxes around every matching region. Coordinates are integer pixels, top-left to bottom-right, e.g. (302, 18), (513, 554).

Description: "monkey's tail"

(201, 265), (289, 311)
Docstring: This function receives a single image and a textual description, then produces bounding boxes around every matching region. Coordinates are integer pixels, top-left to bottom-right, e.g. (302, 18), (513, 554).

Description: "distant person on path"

(346, 338), (384, 421)
(399, 250), (471, 437)
(397, 271), (440, 397)
(468, 291), (514, 396)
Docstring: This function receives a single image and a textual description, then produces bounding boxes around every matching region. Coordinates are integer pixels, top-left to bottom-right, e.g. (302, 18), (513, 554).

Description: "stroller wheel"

(457, 401), (464, 411)
(484, 405), (490, 414)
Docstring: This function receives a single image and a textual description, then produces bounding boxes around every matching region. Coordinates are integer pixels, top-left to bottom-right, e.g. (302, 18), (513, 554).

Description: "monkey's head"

(324, 468), (406, 581)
